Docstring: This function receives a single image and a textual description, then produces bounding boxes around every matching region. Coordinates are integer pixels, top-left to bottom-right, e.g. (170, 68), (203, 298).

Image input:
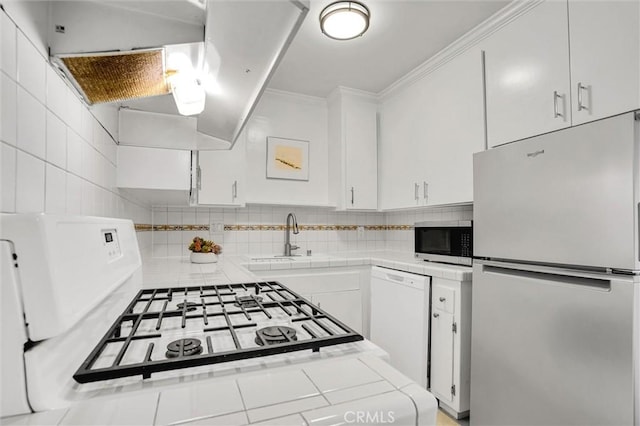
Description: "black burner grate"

(73, 281), (363, 383)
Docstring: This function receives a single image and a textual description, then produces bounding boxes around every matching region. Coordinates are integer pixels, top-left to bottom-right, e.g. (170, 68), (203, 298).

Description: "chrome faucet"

(284, 212), (299, 256)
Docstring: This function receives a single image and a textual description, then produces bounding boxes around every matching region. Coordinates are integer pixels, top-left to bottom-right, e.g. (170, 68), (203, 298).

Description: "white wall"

(243, 89), (330, 206)
(0, 9), (151, 252)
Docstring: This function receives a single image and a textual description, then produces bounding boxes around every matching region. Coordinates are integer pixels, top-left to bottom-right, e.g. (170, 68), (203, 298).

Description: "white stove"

(1, 214), (437, 425)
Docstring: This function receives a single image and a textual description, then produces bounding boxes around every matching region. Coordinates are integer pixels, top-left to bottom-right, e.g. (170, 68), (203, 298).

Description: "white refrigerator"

(471, 111), (640, 425)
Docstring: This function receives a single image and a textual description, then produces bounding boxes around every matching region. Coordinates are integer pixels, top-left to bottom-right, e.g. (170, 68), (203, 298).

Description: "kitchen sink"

(248, 254), (333, 262)
(250, 256), (299, 262)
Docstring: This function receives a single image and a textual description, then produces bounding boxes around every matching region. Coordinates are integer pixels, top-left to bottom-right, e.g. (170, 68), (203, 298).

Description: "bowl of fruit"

(188, 236), (222, 263)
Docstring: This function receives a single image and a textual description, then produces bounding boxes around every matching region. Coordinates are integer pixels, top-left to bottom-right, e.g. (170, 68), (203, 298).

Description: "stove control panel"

(102, 229), (122, 261)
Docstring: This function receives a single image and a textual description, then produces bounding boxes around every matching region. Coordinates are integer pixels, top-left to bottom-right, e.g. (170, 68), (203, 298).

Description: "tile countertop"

(4, 251), (445, 426)
(138, 251), (471, 289)
(139, 251), (472, 289)
(4, 354), (438, 426)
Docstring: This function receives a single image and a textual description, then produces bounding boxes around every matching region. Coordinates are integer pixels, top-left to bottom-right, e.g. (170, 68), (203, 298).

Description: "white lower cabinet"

(429, 277), (472, 419)
(430, 308), (454, 403)
(310, 290), (362, 334)
(253, 266), (369, 335)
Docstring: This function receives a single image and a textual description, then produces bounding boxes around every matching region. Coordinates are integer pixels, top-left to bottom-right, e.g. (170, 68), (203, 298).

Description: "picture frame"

(266, 137), (310, 181)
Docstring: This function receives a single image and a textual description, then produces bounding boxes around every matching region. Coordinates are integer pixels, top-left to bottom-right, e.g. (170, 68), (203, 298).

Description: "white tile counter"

(4, 354), (438, 426)
(234, 251), (472, 282)
(138, 251), (471, 291)
(3, 252), (450, 426)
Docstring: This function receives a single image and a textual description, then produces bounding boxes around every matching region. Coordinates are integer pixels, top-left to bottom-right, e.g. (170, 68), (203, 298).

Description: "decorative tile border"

(136, 224), (414, 232)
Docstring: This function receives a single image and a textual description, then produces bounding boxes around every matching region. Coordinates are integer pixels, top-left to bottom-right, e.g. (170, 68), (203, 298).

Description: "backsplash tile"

(45, 110), (66, 168)
(1, 143), (16, 212)
(16, 31), (45, 103)
(17, 85), (46, 158)
(148, 205), (473, 257)
(1, 11), (17, 79)
(15, 150), (45, 213)
(44, 164), (66, 214)
(1, 72), (17, 145)
(1, 8), (151, 255)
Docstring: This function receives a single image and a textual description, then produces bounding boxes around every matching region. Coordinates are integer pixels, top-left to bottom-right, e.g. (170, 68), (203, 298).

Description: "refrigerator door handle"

(482, 264), (611, 291)
(477, 258), (616, 282)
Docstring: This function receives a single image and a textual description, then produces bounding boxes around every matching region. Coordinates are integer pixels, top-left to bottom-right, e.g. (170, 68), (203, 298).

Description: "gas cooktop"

(73, 281), (363, 383)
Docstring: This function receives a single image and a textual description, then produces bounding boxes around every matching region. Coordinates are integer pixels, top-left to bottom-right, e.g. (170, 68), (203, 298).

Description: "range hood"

(48, 0), (309, 150)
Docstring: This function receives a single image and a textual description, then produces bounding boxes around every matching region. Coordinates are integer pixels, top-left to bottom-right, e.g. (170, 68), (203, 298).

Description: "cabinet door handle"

(423, 182), (428, 203)
(433, 313), (440, 318)
(414, 183), (419, 201)
(350, 187), (354, 205)
(197, 166), (202, 190)
(553, 91), (564, 118)
(439, 297), (446, 302)
(232, 180), (238, 199)
(577, 82), (589, 111)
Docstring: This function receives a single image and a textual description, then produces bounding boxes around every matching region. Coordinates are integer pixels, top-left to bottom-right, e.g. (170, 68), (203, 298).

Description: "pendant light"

(320, 1), (370, 41)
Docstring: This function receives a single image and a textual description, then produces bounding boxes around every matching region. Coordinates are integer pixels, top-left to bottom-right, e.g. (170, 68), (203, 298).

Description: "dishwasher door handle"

(385, 273), (407, 283)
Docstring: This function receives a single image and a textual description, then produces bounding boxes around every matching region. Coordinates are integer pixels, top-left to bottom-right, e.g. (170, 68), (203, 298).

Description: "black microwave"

(414, 221), (473, 266)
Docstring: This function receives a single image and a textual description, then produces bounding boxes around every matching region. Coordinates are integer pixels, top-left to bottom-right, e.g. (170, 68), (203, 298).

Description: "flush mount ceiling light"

(320, 1), (370, 41)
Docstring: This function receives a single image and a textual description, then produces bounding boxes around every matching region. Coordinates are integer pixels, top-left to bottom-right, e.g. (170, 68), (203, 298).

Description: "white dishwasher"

(370, 266), (431, 388)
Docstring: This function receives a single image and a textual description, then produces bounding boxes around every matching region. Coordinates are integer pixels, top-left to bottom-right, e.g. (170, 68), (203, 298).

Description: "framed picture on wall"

(266, 137), (310, 181)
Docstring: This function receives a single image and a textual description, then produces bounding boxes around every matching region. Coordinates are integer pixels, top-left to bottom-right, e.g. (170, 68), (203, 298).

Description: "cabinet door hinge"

(451, 384), (456, 396)
(452, 322), (457, 333)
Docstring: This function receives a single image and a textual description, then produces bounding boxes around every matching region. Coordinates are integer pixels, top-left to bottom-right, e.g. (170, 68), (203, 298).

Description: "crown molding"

(263, 88), (328, 106)
(327, 86), (379, 103)
(378, 0), (544, 101)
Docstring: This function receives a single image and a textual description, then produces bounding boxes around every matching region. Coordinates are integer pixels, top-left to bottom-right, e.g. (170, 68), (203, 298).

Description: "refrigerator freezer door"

(473, 112), (638, 271)
(470, 260), (636, 426)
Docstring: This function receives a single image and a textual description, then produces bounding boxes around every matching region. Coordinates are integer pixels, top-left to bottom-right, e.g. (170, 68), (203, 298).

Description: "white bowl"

(190, 252), (218, 264)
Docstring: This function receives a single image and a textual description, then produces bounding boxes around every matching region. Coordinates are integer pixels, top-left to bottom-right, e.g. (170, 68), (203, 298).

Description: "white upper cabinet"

(378, 84), (424, 210)
(116, 146), (191, 206)
(484, 1), (571, 148)
(421, 48), (485, 206)
(568, 0), (640, 125)
(379, 47), (485, 210)
(197, 138), (246, 207)
(328, 88), (378, 210)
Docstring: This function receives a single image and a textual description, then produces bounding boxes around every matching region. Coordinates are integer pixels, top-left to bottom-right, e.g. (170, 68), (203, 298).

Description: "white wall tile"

(66, 130), (83, 176)
(80, 108), (94, 145)
(45, 164), (66, 213)
(105, 162), (116, 191)
(1, 12), (17, 79)
(81, 180), (95, 215)
(1, 142), (16, 212)
(66, 173), (83, 214)
(45, 66), (67, 121)
(17, 86), (45, 158)
(16, 150), (44, 212)
(16, 31), (45, 102)
(182, 210), (195, 225)
(80, 142), (94, 182)
(1, 72), (17, 145)
(65, 87), (82, 134)
(46, 111), (66, 168)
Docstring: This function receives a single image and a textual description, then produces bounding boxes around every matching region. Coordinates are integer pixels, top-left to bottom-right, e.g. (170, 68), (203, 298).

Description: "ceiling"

(268, 0), (510, 97)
